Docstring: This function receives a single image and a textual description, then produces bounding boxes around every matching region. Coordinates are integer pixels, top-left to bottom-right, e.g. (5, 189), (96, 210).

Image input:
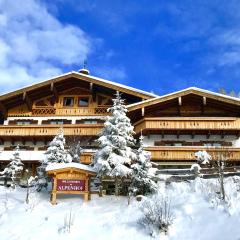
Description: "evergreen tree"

(43, 128), (70, 165)
(66, 136), (82, 163)
(93, 91), (136, 195)
(37, 128), (71, 191)
(1, 145), (24, 187)
(129, 135), (157, 196)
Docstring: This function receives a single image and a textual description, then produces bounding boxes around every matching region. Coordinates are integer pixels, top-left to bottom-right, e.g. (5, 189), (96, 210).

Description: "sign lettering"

(57, 179), (86, 191)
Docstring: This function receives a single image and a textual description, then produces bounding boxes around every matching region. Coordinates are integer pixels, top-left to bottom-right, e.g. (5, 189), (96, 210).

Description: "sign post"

(46, 164), (96, 204)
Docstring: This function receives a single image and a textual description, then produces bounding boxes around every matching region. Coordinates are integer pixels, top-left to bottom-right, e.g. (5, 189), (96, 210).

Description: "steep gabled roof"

(0, 71), (157, 102)
(127, 87), (240, 111)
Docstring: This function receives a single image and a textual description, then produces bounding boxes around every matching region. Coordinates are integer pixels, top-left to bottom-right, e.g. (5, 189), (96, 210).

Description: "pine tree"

(66, 136), (82, 163)
(43, 128), (70, 165)
(93, 91), (136, 195)
(1, 145), (24, 187)
(129, 135), (157, 196)
(37, 128), (71, 191)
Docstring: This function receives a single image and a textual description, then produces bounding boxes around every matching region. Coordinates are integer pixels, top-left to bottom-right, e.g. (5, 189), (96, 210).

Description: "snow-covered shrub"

(93, 92), (137, 195)
(0, 145), (24, 188)
(140, 194), (173, 235)
(129, 135), (157, 196)
(194, 149), (228, 202)
(195, 150), (212, 164)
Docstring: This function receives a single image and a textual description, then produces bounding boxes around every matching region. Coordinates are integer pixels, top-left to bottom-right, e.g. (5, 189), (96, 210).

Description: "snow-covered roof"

(46, 162), (96, 173)
(127, 87), (240, 110)
(0, 71), (157, 101)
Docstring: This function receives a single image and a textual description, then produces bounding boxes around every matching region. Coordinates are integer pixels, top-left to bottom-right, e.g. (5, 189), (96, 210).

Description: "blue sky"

(0, 0), (240, 95)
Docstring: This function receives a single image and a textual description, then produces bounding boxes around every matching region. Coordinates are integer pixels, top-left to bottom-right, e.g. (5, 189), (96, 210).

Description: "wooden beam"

(92, 85), (96, 101)
(90, 82), (93, 91)
(23, 92), (32, 111)
(203, 96), (207, 106)
(0, 101), (7, 117)
(50, 82), (59, 102)
(141, 107), (145, 117)
(178, 97), (182, 106)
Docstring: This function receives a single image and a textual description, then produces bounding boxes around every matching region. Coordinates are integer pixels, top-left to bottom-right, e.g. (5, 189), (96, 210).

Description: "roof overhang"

(127, 87), (240, 111)
(0, 71), (157, 103)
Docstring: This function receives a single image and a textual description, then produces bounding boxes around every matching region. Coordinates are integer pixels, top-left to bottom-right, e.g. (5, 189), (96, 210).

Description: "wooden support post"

(51, 177), (57, 205)
(176, 130), (180, 139)
(162, 131), (164, 139)
(191, 131), (195, 139)
(84, 193), (88, 202)
(207, 131), (211, 139)
(141, 107), (145, 117)
(90, 82), (93, 91)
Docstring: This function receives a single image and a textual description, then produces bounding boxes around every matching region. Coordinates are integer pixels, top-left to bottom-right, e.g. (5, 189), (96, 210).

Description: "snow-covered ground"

(1, 177), (240, 240)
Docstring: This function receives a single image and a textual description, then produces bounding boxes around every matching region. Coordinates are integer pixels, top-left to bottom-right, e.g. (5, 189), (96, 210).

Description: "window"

(78, 97), (89, 107)
(16, 121), (31, 125)
(50, 120), (63, 125)
(84, 120), (98, 124)
(63, 97), (74, 107)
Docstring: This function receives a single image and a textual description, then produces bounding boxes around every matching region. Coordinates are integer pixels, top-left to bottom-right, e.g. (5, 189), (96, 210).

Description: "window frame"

(63, 97), (74, 107)
(78, 97), (89, 107)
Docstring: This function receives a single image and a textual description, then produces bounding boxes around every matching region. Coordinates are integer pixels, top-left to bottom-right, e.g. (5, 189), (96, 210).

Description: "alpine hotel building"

(0, 68), (240, 176)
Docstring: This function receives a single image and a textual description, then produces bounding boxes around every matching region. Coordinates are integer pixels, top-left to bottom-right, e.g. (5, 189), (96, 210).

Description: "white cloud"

(0, 0), (92, 93)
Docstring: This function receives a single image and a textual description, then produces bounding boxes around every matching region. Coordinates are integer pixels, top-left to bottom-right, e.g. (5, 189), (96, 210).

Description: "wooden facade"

(0, 71), (240, 169)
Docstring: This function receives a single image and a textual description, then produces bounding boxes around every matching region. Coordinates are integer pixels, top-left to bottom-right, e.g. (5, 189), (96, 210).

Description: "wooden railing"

(134, 117), (240, 133)
(0, 124), (103, 137)
(145, 146), (240, 161)
(8, 107), (109, 117)
(55, 107), (108, 116)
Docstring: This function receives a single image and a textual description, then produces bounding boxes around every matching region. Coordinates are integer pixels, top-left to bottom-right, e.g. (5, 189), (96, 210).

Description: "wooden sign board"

(46, 165), (96, 205)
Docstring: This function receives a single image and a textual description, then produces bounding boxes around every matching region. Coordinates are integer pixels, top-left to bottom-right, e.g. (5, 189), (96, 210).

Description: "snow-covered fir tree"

(37, 128), (71, 191)
(129, 135), (157, 196)
(93, 91), (137, 195)
(0, 145), (24, 187)
(43, 128), (71, 165)
(66, 136), (82, 163)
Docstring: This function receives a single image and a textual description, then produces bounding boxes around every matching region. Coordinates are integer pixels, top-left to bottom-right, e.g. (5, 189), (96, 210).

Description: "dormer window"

(63, 97), (74, 107)
(78, 97), (89, 107)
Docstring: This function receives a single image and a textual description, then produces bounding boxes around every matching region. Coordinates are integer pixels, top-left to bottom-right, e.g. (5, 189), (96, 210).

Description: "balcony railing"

(8, 107), (109, 117)
(134, 117), (240, 134)
(0, 124), (103, 137)
(145, 146), (240, 161)
(0, 151), (93, 165)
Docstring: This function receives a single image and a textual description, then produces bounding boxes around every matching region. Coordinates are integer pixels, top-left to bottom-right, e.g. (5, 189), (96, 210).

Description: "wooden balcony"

(134, 117), (240, 134)
(145, 146), (240, 162)
(8, 107), (109, 117)
(0, 124), (103, 137)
